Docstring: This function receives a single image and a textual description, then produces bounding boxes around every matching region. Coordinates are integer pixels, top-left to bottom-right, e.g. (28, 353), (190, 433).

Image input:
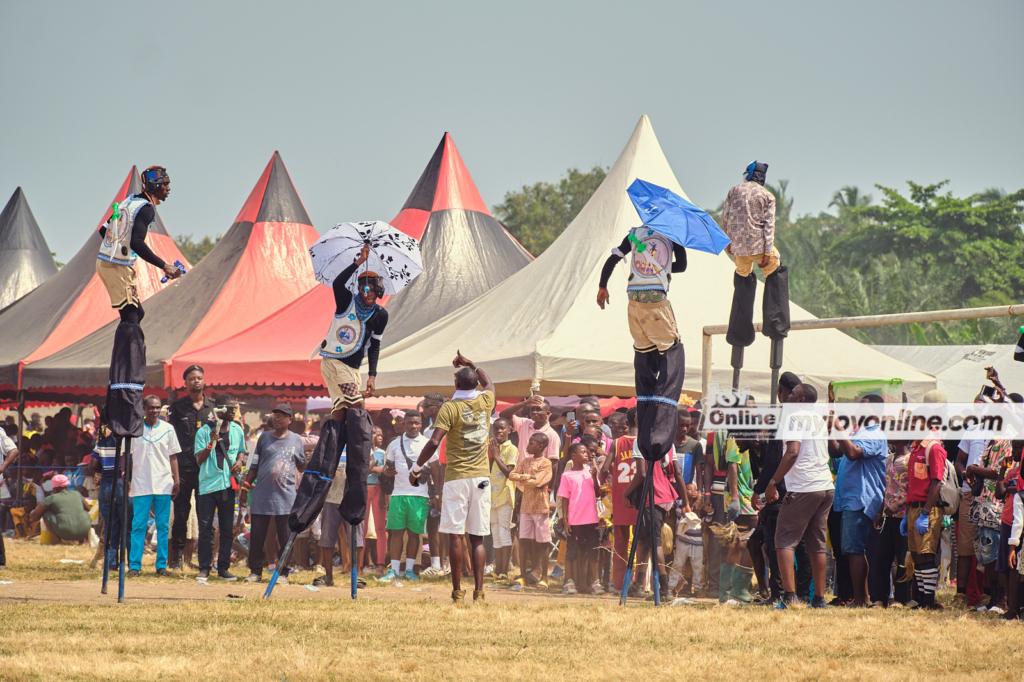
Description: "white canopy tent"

(872, 345), (1023, 402)
(375, 115), (937, 401)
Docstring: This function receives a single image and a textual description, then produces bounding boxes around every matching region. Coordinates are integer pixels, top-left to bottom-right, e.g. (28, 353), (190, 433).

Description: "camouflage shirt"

(721, 181), (776, 257)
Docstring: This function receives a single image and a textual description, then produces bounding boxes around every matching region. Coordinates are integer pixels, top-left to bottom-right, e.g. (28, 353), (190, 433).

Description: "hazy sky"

(3, 1), (1022, 262)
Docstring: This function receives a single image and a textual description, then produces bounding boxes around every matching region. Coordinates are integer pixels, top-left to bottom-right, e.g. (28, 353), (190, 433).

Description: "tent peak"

(232, 152), (312, 227)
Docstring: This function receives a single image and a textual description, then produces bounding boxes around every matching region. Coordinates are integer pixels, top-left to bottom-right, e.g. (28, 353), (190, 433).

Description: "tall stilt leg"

(350, 526), (358, 600)
(101, 437), (122, 595)
(117, 437), (132, 603)
(619, 471), (654, 606)
(264, 532), (297, 599)
(730, 346), (744, 391)
(769, 339), (784, 406)
(650, 475), (661, 607)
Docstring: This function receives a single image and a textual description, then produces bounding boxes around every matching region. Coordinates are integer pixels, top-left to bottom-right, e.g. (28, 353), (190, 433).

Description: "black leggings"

(118, 304), (144, 324)
(248, 514), (289, 576)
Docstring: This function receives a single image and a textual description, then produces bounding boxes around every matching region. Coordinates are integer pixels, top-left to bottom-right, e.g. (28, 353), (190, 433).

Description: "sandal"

(312, 576), (333, 587)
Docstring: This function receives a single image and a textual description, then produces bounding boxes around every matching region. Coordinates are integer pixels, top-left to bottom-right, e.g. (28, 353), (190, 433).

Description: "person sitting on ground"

(29, 474), (91, 543)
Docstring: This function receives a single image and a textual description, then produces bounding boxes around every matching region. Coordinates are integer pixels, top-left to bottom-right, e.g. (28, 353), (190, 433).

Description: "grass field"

(1, 539), (1021, 681)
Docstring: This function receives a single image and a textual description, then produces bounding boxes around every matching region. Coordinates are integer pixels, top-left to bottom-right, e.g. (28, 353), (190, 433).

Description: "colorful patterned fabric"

(721, 181), (776, 257)
(882, 451), (909, 518)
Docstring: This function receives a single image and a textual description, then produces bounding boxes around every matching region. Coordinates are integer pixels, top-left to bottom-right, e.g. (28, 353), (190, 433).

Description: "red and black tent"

(20, 152), (319, 400)
(0, 187), (59, 310)
(168, 133), (533, 395)
(0, 168), (191, 398)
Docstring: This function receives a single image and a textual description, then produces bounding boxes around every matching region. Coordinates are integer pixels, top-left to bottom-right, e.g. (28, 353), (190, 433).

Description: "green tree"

(765, 180), (794, 228)
(174, 233), (220, 265)
(828, 185), (872, 214)
(492, 166), (607, 256)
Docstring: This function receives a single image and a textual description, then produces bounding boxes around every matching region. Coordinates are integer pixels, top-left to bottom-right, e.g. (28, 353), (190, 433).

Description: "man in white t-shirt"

(379, 411), (434, 582)
(765, 384), (834, 609)
(128, 396), (181, 577)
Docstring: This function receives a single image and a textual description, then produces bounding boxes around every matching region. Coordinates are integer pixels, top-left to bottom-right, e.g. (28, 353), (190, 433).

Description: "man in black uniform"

(166, 365), (215, 570)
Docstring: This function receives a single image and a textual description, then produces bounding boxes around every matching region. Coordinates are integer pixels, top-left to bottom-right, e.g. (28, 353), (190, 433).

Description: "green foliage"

(492, 166), (607, 256)
(51, 252), (65, 269)
(777, 182), (1024, 345)
(173, 233), (221, 265)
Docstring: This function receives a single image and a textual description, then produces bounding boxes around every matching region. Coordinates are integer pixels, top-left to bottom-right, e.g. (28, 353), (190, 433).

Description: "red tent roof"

(170, 133), (532, 396)
(0, 167), (191, 394)
(21, 153), (319, 398)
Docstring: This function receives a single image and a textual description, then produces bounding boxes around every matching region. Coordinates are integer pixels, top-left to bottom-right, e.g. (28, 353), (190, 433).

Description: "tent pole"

(701, 334), (712, 402)
(15, 391), (24, 517)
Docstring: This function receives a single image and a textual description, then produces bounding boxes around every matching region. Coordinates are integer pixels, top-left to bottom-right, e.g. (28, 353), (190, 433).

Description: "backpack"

(937, 447), (960, 515)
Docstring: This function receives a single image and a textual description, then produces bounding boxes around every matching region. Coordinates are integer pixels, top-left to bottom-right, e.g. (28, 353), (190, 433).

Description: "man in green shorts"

(379, 410), (433, 582)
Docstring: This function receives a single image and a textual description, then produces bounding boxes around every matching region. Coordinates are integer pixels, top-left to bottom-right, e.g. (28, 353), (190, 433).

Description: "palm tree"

(765, 180), (794, 227)
(828, 186), (872, 213)
(974, 187), (1006, 204)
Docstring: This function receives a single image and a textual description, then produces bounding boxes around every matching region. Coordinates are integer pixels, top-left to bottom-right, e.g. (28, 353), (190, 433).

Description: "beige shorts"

(320, 358), (363, 411)
(627, 298), (679, 353)
(96, 259), (139, 310)
(734, 247), (780, 277)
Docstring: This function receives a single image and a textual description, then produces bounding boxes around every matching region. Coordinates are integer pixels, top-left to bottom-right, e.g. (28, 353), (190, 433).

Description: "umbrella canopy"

(20, 152), (319, 397)
(310, 221), (422, 297)
(0, 167), (191, 397)
(0, 188), (59, 310)
(627, 178), (731, 255)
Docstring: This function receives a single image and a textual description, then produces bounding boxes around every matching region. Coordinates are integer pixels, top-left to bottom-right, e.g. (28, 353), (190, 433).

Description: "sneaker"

(126, 569), (140, 578)
(563, 580), (578, 595)
(276, 575), (289, 586)
(197, 569), (210, 581)
(591, 581), (606, 596)
(313, 576), (332, 588)
(452, 589), (466, 604)
(988, 605), (1007, 615)
(378, 569), (398, 582)
(218, 570), (237, 582)
(443, 564), (452, 576)
(809, 596), (828, 609)
(550, 565), (565, 579)
(420, 566), (443, 577)
(244, 573), (261, 583)
(484, 564), (495, 577)
(976, 604), (989, 613)
(402, 570), (420, 581)
(356, 578), (367, 588)
(773, 599), (788, 611)
(905, 600), (919, 609)
(627, 583), (645, 599)
(155, 568), (172, 577)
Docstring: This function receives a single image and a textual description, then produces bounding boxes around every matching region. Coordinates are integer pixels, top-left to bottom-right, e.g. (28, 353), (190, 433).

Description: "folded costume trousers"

(105, 321), (145, 438)
(634, 342), (685, 462)
(726, 266), (791, 347)
(287, 407), (373, 535)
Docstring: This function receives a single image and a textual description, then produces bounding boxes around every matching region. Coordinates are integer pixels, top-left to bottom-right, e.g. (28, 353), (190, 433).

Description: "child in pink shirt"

(559, 442), (601, 595)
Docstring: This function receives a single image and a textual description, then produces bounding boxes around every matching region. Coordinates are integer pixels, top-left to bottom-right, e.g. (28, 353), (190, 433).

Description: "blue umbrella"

(626, 178), (731, 255)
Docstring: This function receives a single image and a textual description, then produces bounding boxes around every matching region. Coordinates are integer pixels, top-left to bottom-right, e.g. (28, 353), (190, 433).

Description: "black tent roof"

(0, 188), (58, 310)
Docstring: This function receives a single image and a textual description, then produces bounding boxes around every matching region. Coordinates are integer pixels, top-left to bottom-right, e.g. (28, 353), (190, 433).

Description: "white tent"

(375, 115), (937, 401)
(872, 345), (1023, 402)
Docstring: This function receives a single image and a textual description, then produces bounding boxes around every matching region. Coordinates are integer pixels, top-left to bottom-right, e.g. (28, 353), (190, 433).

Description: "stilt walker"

(720, 162), (791, 397)
(96, 166), (181, 600)
(599, 179), (730, 605)
(266, 222), (421, 599)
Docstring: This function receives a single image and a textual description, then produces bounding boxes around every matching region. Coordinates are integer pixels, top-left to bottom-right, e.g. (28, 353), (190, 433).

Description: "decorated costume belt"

(627, 289), (667, 303)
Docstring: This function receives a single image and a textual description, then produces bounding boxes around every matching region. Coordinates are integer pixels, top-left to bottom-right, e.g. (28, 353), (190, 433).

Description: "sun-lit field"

(1, 539), (1021, 682)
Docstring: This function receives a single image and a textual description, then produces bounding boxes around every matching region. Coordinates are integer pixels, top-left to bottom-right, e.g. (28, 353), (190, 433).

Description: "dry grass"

(1, 540), (1022, 682)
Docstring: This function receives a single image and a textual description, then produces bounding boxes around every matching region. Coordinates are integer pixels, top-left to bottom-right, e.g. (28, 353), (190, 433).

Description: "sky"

(2, 0), (1022, 262)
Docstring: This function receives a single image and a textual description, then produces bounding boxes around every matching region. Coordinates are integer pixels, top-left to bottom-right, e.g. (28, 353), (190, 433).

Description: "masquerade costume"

(720, 162), (791, 349)
(600, 228), (687, 463)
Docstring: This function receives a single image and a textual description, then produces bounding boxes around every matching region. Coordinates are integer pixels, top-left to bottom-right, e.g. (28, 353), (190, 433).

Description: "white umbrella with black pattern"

(309, 221), (423, 296)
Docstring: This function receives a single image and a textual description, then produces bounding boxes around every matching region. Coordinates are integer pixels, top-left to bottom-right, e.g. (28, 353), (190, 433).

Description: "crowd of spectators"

(1, 365), (1022, 618)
